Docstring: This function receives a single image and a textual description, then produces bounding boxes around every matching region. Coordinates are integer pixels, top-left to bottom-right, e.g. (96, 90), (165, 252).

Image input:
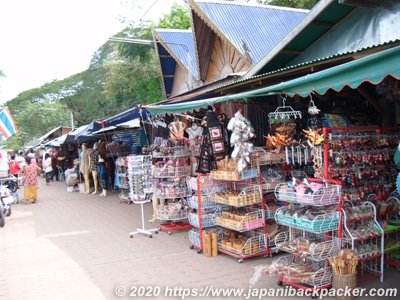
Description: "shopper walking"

(8, 154), (20, 190)
(43, 153), (53, 186)
(21, 157), (41, 204)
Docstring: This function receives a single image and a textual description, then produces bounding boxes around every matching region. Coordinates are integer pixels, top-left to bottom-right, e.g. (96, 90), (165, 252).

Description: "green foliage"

(4, 100), (71, 148)
(258, 0), (318, 9)
(2, 2), (191, 148)
(157, 3), (191, 29)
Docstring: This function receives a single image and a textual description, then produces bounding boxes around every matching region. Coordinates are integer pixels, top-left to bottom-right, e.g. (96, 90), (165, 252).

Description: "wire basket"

(274, 182), (341, 206)
(275, 207), (339, 233)
(267, 230), (290, 248)
(189, 228), (223, 247)
(265, 204), (280, 219)
(186, 175), (216, 194)
(188, 208), (221, 228)
(219, 233), (266, 256)
(268, 255), (333, 288)
(188, 229), (201, 247)
(154, 164), (190, 178)
(274, 230), (340, 261)
(188, 195), (219, 209)
(212, 184), (262, 207)
(156, 203), (189, 221)
(214, 209), (264, 232)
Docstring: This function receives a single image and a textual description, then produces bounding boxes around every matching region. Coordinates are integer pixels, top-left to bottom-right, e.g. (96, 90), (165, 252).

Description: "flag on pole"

(0, 107), (18, 138)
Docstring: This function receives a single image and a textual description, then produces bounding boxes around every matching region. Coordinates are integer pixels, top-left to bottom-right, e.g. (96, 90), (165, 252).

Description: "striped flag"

(0, 107), (18, 138)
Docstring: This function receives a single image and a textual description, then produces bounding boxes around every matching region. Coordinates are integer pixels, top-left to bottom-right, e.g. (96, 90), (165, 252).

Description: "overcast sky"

(0, 0), (184, 103)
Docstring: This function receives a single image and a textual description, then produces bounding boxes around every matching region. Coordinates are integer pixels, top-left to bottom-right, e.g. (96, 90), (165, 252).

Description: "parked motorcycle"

(2, 175), (18, 193)
(0, 184), (13, 228)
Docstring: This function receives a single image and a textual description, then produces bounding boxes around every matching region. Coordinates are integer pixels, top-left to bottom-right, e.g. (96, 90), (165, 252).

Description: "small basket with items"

(156, 203), (189, 221)
(219, 229), (266, 256)
(275, 230), (340, 261)
(186, 175), (218, 194)
(262, 169), (286, 193)
(253, 147), (287, 164)
(211, 182), (262, 207)
(275, 205), (340, 233)
(275, 178), (341, 206)
(214, 208), (264, 232)
(209, 156), (258, 181)
(250, 254), (333, 288)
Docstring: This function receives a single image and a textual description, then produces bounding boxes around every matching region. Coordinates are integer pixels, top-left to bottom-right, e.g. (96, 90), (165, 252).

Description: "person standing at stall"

(98, 140), (108, 197)
(42, 153), (53, 186)
(89, 142), (100, 195)
(21, 157), (41, 204)
(79, 143), (91, 194)
(50, 152), (59, 182)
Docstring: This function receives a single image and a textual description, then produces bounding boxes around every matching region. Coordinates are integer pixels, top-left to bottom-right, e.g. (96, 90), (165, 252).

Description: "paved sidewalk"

(0, 178), (398, 300)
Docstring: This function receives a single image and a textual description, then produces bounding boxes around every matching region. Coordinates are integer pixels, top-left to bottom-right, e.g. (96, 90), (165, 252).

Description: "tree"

(2, 2), (192, 149)
(257, 0), (318, 9)
(157, 3), (191, 29)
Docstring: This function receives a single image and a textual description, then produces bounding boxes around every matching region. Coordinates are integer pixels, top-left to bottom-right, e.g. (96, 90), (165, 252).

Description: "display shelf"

(127, 155), (159, 238)
(152, 146), (192, 234)
(265, 177), (342, 295)
(341, 201), (384, 282)
(373, 195), (400, 275)
(116, 156), (132, 204)
(208, 159), (271, 261)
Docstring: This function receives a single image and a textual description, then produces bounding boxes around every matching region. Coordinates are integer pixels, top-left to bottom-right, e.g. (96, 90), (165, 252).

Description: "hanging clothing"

(136, 128), (148, 147)
(90, 149), (100, 171)
(97, 163), (108, 189)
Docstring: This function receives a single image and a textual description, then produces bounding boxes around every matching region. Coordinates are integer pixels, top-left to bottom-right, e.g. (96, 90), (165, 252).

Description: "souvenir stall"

(248, 109), (400, 297)
(145, 104), (270, 260)
(146, 94), (399, 297)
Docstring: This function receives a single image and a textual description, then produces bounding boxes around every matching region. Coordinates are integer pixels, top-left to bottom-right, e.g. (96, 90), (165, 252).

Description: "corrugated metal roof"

(193, 0), (308, 64)
(153, 29), (198, 79)
(244, 0), (356, 77)
(163, 40), (400, 103)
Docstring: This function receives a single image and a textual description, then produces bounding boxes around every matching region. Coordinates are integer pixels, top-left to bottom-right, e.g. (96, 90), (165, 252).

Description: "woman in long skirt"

(21, 157), (41, 204)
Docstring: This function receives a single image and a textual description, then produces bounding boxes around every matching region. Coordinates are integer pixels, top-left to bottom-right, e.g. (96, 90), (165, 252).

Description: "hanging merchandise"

(303, 128), (324, 178)
(197, 109), (228, 173)
(204, 110), (228, 161)
(268, 97), (302, 124)
(227, 110), (255, 172)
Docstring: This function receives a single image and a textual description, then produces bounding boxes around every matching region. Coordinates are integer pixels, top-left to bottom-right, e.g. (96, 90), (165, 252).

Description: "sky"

(0, 0), (184, 103)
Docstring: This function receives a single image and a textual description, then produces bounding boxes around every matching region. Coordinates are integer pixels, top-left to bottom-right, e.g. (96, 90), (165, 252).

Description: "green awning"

(147, 45), (400, 115)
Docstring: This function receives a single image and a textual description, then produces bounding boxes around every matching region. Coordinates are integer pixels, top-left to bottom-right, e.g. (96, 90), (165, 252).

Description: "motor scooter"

(0, 184), (13, 228)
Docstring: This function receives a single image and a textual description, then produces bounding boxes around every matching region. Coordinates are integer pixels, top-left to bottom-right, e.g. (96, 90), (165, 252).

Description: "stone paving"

(0, 177), (398, 300)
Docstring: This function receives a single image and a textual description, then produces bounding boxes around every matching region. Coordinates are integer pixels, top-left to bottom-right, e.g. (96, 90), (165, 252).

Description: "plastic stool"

(57, 167), (65, 181)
